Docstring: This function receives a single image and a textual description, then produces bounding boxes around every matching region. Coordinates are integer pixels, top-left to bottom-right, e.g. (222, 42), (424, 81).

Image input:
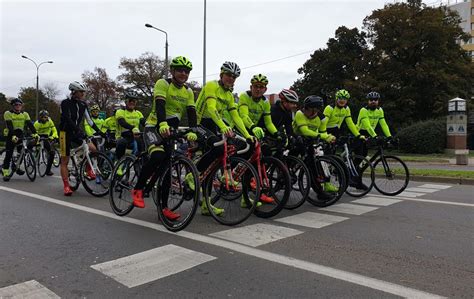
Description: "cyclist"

(84, 104), (105, 137)
(103, 104), (123, 149)
(2, 98), (39, 181)
(34, 110), (58, 176)
(132, 56), (198, 221)
(194, 61), (253, 215)
(270, 88), (299, 141)
(238, 74), (280, 203)
(356, 91), (392, 140)
(115, 89), (144, 161)
(323, 89), (364, 140)
(59, 81), (106, 196)
(293, 96), (338, 193)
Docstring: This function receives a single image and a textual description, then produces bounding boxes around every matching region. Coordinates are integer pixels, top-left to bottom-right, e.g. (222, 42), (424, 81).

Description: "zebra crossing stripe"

(397, 191), (425, 198)
(318, 203), (379, 215)
(91, 244), (216, 288)
(418, 184), (452, 190)
(405, 187), (439, 193)
(0, 280), (60, 298)
(351, 197), (402, 206)
(209, 223), (303, 247)
(275, 212), (348, 229)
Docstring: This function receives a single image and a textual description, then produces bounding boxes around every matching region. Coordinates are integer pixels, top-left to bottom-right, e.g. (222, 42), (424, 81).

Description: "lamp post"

(145, 23), (169, 78)
(203, 0), (207, 86)
(21, 55), (53, 119)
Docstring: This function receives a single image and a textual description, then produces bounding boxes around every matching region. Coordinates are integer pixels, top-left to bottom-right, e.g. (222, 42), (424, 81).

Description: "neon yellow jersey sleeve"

(378, 108), (392, 137)
(357, 107), (377, 137)
(262, 100), (277, 135)
(238, 92), (253, 129)
(229, 108), (251, 139)
(293, 111), (318, 138)
(49, 119), (58, 138)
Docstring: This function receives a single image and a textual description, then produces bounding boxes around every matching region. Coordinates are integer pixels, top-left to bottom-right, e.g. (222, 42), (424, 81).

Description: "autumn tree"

(117, 52), (166, 99)
(82, 67), (120, 110)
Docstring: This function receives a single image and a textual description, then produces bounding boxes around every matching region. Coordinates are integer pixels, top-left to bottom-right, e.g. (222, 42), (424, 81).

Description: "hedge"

(397, 119), (446, 154)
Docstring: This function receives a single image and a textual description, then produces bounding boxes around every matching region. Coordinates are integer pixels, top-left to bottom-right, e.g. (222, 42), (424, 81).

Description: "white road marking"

(351, 197), (402, 206)
(209, 223), (303, 247)
(418, 184), (452, 190)
(0, 186), (445, 299)
(319, 203), (379, 215)
(91, 244), (216, 288)
(0, 280), (60, 298)
(370, 194), (474, 207)
(275, 212), (348, 229)
(405, 187), (439, 193)
(397, 191), (425, 198)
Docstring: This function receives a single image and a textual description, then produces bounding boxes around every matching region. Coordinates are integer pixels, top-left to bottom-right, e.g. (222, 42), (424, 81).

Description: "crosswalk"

(0, 183), (454, 293)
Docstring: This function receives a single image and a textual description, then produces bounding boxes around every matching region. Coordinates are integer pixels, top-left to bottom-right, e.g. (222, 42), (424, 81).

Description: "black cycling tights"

(134, 150), (169, 190)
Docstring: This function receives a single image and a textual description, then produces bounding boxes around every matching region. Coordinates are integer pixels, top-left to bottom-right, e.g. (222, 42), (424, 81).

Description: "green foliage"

(293, 1), (474, 129)
(397, 119), (446, 154)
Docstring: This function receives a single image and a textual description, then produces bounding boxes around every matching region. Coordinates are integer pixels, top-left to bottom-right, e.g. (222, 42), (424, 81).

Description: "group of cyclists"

(1, 55), (394, 224)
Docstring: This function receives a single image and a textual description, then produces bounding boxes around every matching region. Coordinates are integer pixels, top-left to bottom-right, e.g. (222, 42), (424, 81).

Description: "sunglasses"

(223, 72), (237, 79)
(174, 68), (191, 74)
(369, 99), (379, 102)
(13, 103), (22, 106)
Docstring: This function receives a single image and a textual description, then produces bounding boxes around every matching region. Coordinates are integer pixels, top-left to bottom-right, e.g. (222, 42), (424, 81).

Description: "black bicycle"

(109, 128), (200, 232)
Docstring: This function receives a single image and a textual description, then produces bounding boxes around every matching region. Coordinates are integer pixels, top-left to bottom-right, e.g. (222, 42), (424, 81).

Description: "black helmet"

(303, 96), (324, 109)
(10, 98), (23, 105)
(366, 91), (380, 100)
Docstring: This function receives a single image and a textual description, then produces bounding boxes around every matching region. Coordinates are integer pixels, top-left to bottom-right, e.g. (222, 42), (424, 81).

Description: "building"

(447, 0), (474, 61)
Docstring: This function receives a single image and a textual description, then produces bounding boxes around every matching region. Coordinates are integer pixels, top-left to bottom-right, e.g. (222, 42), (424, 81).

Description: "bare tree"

(82, 67), (120, 110)
(42, 82), (61, 102)
(117, 52), (166, 99)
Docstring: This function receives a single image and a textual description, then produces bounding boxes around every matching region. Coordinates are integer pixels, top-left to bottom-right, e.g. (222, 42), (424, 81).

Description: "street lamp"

(145, 23), (169, 78)
(203, 0), (207, 86)
(21, 55), (53, 119)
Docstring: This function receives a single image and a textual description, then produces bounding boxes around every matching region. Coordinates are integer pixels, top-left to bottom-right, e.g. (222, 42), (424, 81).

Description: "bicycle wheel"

(204, 156), (260, 226)
(373, 155), (409, 196)
(283, 155), (310, 210)
(254, 156), (290, 218)
(345, 155), (375, 197)
(0, 148), (5, 169)
(109, 155), (137, 216)
(24, 150), (36, 182)
(80, 152), (113, 197)
(154, 156), (200, 232)
(37, 148), (49, 177)
(306, 156), (346, 207)
(68, 157), (80, 191)
(53, 148), (60, 168)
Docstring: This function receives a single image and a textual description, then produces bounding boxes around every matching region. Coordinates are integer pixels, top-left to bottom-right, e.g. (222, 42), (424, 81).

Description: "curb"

(409, 175), (474, 185)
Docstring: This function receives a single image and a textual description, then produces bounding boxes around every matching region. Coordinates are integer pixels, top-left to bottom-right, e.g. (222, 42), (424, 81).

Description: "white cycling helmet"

(69, 81), (88, 92)
(279, 89), (299, 103)
(220, 61), (241, 77)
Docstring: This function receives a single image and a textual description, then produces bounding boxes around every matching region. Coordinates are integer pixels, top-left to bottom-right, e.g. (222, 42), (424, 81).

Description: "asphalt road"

(1, 173), (473, 298)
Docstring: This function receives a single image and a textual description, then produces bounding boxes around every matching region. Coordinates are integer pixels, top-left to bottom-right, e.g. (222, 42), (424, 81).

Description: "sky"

(0, 0), (433, 99)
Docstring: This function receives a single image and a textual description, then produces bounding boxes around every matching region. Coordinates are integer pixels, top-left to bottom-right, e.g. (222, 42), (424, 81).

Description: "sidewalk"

(405, 157), (474, 185)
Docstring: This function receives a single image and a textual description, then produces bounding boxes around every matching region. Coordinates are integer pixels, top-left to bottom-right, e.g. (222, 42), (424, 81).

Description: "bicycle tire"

(53, 148), (60, 168)
(68, 157), (80, 191)
(154, 155), (200, 232)
(25, 150), (36, 182)
(253, 156), (290, 218)
(80, 152), (113, 197)
(109, 154), (138, 216)
(345, 155), (375, 197)
(306, 155), (346, 207)
(283, 155), (310, 210)
(0, 148), (5, 169)
(204, 156), (260, 226)
(37, 148), (49, 177)
(373, 155), (409, 196)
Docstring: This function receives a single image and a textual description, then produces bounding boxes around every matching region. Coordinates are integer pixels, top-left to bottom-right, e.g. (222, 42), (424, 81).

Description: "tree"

(18, 87), (60, 125)
(363, 0), (473, 126)
(82, 67), (120, 110)
(117, 52), (166, 100)
(292, 26), (370, 109)
(42, 82), (61, 102)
